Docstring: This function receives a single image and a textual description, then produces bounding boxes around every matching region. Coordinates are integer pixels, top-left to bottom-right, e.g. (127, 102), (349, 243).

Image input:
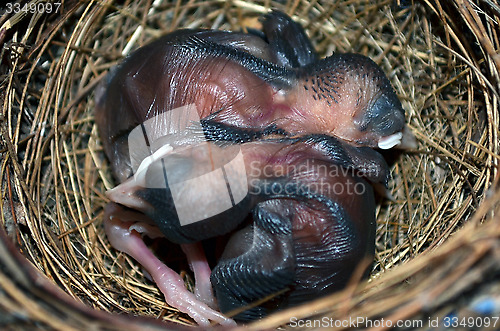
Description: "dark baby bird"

(95, 10), (410, 325)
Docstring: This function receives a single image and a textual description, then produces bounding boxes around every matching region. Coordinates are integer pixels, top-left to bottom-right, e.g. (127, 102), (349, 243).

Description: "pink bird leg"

(181, 242), (217, 309)
(104, 203), (235, 326)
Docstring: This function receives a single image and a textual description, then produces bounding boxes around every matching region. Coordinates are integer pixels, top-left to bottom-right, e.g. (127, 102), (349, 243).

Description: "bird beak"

(106, 178), (148, 210)
(377, 132), (403, 149)
(106, 144), (174, 210)
(378, 125), (417, 150)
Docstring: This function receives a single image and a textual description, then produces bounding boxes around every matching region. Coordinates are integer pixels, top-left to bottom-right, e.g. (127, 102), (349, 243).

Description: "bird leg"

(180, 242), (218, 309)
(103, 203), (235, 326)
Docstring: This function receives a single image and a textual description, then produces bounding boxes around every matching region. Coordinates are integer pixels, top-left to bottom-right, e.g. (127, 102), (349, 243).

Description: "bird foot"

(104, 203), (235, 326)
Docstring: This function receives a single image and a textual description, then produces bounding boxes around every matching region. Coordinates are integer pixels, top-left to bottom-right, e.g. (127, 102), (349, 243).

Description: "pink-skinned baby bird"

(95, 10), (409, 324)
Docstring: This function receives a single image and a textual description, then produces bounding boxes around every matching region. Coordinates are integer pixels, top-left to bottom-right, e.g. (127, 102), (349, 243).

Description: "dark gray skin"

(95, 10), (402, 323)
(211, 158), (376, 320)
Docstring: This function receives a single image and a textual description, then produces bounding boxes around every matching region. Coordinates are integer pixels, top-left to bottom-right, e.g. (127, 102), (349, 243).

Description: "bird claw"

(104, 204), (235, 326)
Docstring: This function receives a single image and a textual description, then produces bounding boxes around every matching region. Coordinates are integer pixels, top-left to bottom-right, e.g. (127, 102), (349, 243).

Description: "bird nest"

(1, 0), (499, 329)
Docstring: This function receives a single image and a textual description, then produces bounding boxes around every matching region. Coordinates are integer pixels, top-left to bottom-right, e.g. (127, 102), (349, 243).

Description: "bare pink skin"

(180, 242), (217, 309)
(95, 15), (404, 322)
(95, 31), (406, 183)
(104, 203), (235, 326)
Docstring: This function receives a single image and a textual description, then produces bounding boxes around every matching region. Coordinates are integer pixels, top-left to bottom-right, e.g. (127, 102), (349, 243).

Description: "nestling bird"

(95, 10), (410, 324)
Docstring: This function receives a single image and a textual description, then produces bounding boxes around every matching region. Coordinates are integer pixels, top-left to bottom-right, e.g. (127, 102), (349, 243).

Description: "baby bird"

(95, 10), (407, 325)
